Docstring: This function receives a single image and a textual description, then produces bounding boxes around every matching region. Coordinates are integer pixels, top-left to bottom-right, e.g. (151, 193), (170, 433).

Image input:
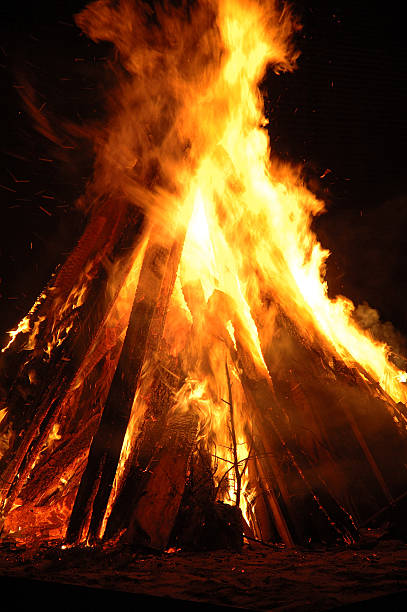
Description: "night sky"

(0, 1), (406, 349)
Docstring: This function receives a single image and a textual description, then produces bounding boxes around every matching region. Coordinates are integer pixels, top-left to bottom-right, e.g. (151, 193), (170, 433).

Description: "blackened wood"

(0, 203), (144, 512)
(2, 199), (126, 394)
(169, 446), (217, 550)
(66, 234), (176, 544)
(266, 307), (407, 523)
(246, 429), (294, 547)
(243, 370), (358, 544)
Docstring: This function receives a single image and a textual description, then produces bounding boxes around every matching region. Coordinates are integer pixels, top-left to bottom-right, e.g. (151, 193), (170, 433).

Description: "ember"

(1, 0), (407, 561)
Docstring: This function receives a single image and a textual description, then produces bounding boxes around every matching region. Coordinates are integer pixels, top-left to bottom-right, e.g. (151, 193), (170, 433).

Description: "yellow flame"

(4, 0), (407, 543)
(174, 0), (407, 406)
(167, 0), (407, 516)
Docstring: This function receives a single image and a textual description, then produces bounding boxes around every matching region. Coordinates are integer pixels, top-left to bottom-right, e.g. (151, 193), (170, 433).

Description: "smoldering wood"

(170, 444), (244, 551)
(2, 199), (136, 415)
(14, 415), (99, 510)
(0, 319), (125, 531)
(0, 200), (140, 427)
(0, 378), (108, 543)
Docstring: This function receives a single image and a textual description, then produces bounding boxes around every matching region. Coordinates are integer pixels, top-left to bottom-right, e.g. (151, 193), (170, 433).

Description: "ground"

(1, 536), (407, 610)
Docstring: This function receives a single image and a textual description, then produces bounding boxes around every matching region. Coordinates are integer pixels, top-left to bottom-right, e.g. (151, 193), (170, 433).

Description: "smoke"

(353, 302), (407, 370)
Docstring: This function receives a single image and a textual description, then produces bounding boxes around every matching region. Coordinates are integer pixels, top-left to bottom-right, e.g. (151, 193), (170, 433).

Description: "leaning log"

(260, 306), (407, 534)
(103, 353), (182, 540)
(0, 202), (144, 516)
(207, 289), (359, 544)
(66, 230), (181, 544)
(121, 410), (199, 549)
(266, 306), (407, 524)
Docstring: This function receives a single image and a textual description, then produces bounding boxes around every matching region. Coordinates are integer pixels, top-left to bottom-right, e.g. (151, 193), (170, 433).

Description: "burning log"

(2, 0), (407, 554)
(66, 226), (186, 545)
(205, 289), (360, 544)
(0, 202), (144, 518)
(120, 409), (199, 549)
(103, 356), (185, 542)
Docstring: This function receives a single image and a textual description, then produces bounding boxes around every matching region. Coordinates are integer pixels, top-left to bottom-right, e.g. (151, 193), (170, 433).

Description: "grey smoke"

(353, 302), (407, 370)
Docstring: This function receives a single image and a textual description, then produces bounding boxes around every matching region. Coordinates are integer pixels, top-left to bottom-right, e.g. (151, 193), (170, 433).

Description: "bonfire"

(1, 0), (407, 556)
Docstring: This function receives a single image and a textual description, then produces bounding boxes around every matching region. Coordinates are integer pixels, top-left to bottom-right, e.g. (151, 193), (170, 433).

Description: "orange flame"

(2, 0), (406, 541)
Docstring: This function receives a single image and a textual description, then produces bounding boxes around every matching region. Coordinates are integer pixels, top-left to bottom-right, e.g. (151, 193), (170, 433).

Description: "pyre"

(1, 0), (407, 551)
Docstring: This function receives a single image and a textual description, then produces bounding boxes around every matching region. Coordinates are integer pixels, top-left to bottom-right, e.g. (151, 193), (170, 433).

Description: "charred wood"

(170, 444), (244, 551)
(103, 355), (183, 540)
(262, 306), (407, 530)
(66, 233), (181, 544)
(0, 204), (144, 514)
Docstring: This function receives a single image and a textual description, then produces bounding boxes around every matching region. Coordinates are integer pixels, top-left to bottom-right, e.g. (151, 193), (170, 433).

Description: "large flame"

(156, 0), (407, 516)
(2, 0), (407, 541)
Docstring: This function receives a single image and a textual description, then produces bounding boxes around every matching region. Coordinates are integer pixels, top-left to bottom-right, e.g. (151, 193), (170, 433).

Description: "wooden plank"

(0, 203), (144, 514)
(103, 355), (182, 541)
(66, 232), (178, 544)
(266, 307), (407, 524)
(122, 411), (199, 549)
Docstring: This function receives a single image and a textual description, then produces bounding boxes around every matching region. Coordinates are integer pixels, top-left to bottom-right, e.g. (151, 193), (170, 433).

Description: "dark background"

(0, 1), (406, 347)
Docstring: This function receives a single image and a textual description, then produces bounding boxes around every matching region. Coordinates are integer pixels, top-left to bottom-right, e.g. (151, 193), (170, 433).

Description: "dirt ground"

(1, 535), (407, 611)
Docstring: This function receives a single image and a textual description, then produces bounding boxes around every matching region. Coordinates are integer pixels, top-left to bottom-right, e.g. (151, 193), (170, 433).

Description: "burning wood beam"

(120, 410), (199, 550)
(66, 225), (188, 545)
(0, 202), (144, 520)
